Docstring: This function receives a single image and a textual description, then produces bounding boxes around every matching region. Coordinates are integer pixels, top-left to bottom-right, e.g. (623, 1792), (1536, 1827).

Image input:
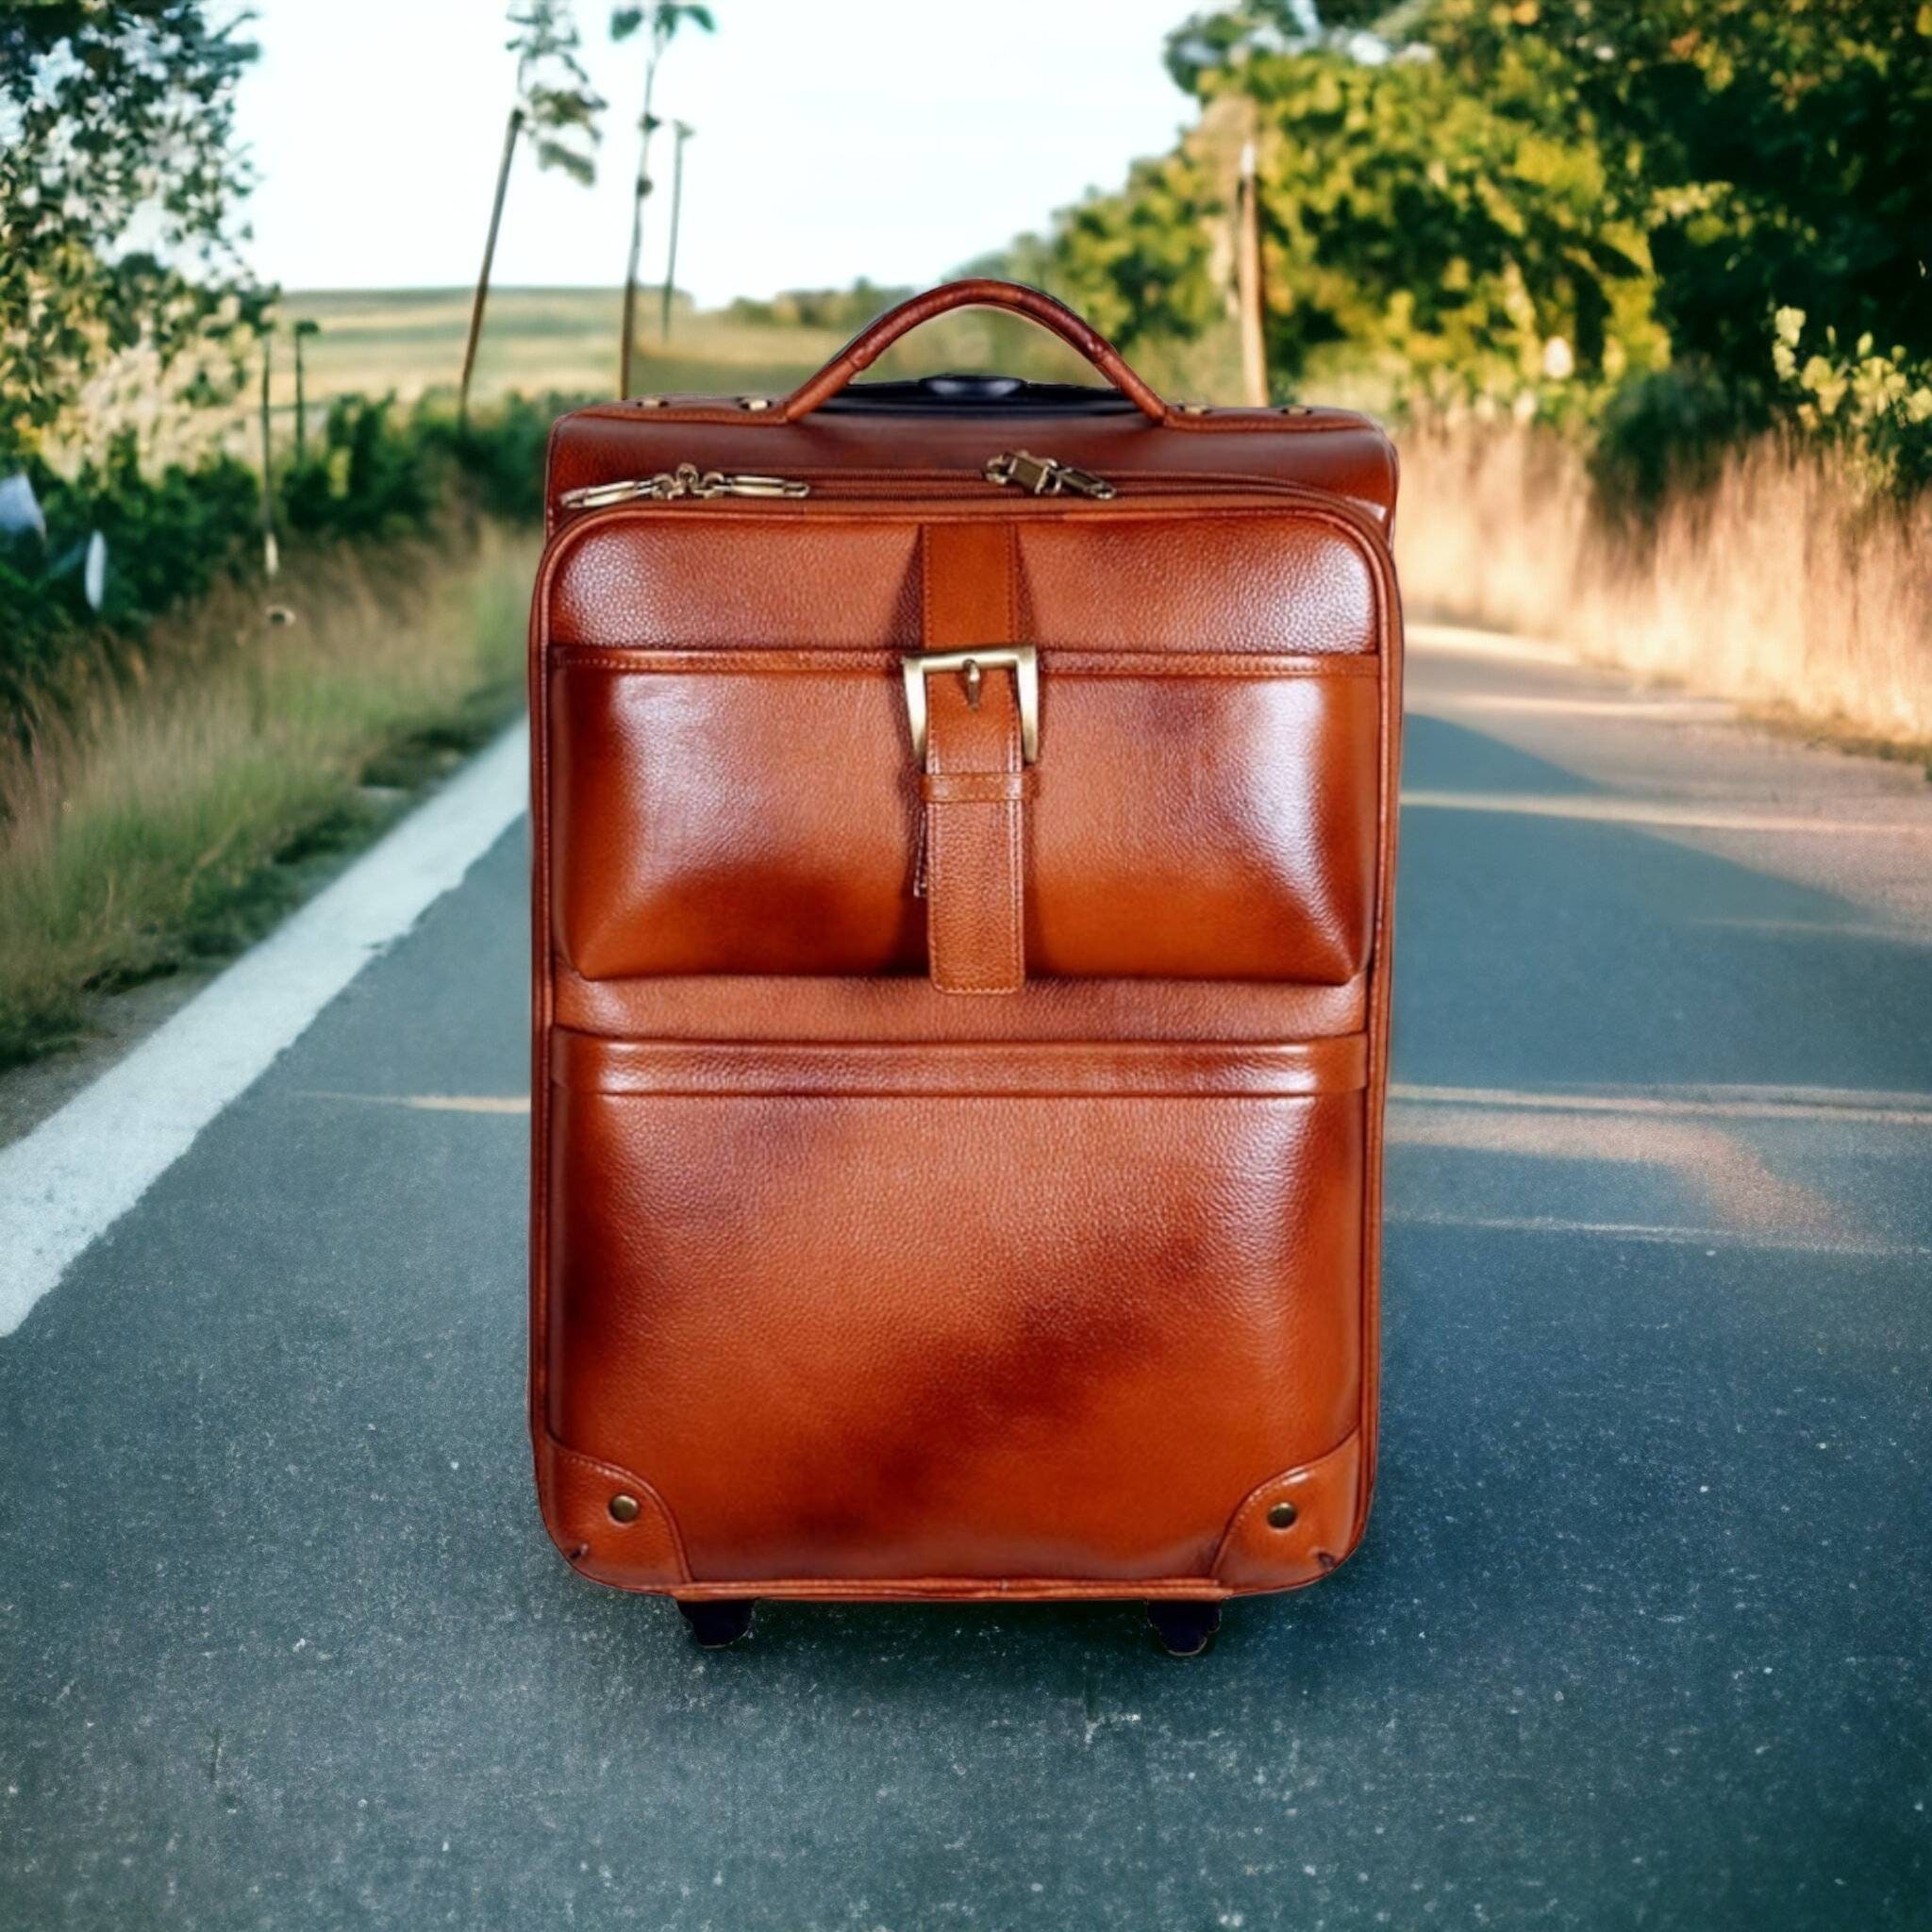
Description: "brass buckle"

(900, 645), (1040, 766)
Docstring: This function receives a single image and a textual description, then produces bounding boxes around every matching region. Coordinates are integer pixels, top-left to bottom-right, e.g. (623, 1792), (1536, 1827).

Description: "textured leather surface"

(528, 280), (1404, 1601)
(547, 651), (1378, 983)
(546, 1057), (1366, 1583)
(548, 512), (1381, 652)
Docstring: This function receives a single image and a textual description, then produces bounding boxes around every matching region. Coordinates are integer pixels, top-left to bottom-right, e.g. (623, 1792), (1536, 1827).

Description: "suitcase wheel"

(677, 1599), (756, 1650)
(1146, 1601), (1223, 1658)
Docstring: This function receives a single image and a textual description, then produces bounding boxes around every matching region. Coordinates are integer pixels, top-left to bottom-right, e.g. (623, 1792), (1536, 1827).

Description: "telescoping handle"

(776, 278), (1170, 425)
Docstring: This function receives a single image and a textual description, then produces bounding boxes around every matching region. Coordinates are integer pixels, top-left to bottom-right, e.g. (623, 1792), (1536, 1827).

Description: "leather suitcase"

(528, 280), (1403, 1652)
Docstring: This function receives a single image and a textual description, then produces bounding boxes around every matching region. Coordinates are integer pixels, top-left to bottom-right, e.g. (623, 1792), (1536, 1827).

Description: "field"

(272, 288), (846, 410)
(268, 287), (1162, 416)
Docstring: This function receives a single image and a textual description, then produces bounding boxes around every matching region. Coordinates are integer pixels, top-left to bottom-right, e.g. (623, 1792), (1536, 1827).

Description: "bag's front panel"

(533, 488), (1398, 1598)
(548, 1035), (1365, 1583)
(551, 650), (1379, 982)
(547, 509), (1381, 987)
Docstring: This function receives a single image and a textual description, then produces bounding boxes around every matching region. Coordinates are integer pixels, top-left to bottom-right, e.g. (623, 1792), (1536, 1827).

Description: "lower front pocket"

(544, 1033), (1367, 1584)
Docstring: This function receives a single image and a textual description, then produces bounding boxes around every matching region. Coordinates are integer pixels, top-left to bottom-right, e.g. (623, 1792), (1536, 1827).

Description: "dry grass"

(0, 524), (536, 1067)
(1397, 419), (1932, 749)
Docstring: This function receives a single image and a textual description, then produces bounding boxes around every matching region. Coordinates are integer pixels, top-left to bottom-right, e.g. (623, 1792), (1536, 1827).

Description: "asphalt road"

(4, 628), (1929, 1929)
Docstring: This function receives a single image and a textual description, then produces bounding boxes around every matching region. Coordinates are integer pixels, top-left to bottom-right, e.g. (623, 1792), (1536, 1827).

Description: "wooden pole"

(292, 325), (309, 459)
(619, 56), (659, 397)
(659, 123), (691, 342)
(258, 337), (278, 580)
(460, 106), (524, 426)
(1236, 136), (1269, 407)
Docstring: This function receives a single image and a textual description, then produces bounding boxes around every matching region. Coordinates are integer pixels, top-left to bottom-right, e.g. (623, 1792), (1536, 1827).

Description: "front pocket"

(548, 651), (1381, 984)
(545, 1032), (1367, 1583)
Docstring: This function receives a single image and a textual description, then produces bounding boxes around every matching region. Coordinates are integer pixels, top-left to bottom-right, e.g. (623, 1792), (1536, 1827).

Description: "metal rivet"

(608, 1493), (641, 1524)
(1266, 1500), (1298, 1530)
(737, 393), (773, 412)
(635, 394), (665, 409)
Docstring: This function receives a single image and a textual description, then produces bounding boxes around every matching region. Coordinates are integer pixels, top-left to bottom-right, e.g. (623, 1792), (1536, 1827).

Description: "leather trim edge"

(1210, 1430), (1367, 1593)
(534, 1432), (691, 1589)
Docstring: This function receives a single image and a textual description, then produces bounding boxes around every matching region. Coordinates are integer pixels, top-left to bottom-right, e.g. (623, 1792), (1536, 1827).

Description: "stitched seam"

(666, 1577), (1232, 1594)
(548, 650), (1380, 676)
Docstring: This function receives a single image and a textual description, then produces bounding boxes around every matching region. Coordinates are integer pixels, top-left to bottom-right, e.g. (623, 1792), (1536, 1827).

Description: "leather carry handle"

(779, 278), (1169, 425)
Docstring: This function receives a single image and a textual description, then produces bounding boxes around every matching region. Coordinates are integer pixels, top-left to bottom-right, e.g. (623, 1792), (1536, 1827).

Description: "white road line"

(1399, 789), (1932, 837)
(0, 724), (529, 1337)
(302, 1091), (529, 1114)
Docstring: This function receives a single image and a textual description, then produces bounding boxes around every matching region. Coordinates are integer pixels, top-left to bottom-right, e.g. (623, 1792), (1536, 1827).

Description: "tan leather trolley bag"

(528, 281), (1403, 1654)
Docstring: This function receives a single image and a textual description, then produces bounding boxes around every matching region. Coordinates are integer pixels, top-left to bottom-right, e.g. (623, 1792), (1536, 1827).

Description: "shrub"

(1, 393), (567, 739)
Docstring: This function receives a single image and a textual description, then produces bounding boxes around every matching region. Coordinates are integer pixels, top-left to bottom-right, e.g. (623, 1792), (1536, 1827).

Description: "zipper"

(559, 449), (1118, 512)
(544, 467), (1397, 625)
(557, 462), (812, 510)
(981, 450), (1115, 499)
(554, 450), (1280, 515)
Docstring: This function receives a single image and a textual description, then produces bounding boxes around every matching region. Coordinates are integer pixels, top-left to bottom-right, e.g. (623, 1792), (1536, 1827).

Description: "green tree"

(1422, 0), (1932, 441)
(460, 1), (609, 417)
(1217, 38), (1658, 403)
(1047, 148), (1224, 350)
(1036, 5), (1660, 407)
(0, 1), (269, 458)
(611, 2), (714, 396)
(511, 0), (607, 184)
(1427, 0), (1932, 433)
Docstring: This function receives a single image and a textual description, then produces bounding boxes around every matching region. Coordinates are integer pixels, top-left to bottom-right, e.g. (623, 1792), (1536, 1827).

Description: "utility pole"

(618, 91), (658, 395)
(293, 319), (320, 458)
(660, 122), (692, 342)
(461, 105), (525, 426)
(258, 336), (278, 580)
(1236, 135), (1269, 407)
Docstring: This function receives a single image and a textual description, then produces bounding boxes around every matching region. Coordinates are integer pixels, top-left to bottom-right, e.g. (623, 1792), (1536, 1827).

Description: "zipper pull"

(558, 463), (809, 510)
(694, 470), (811, 499)
(983, 450), (1116, 500)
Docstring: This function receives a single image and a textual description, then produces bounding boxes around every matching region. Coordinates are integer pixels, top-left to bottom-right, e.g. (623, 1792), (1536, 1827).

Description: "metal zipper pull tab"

(983, 450), (1116, 500)
(691, 470), (811, 499)
(558, 463), (809, 510)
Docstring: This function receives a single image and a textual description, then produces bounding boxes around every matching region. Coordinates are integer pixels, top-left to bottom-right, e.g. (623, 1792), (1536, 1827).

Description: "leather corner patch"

(1211, 1431), (1365, 1592)
(535, 1432), (690, 1590)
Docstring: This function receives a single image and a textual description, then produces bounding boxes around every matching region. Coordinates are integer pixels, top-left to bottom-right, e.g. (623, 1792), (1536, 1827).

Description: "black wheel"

(1147, 1600), (1223, 1657)
(678, 1599), (756, 1649)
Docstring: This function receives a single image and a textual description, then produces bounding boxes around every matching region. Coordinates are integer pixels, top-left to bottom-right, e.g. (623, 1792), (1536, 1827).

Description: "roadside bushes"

(0, 441), (260, 729)
(1, 393), (567, 738)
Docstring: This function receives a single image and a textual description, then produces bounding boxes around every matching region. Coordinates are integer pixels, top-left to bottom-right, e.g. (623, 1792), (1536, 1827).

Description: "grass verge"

(0, 522), (537, 1071)
(1396, 420), (1932, 759)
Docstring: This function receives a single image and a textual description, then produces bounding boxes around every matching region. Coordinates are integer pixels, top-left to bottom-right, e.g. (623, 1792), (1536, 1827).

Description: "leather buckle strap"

(911, 524), (1031, 996)
(900, 645), (1040, 767)
(914, 662), (1027, 994)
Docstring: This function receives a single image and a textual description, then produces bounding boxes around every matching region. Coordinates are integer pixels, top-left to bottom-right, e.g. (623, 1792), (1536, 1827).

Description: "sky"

(230, 0), (1201, 303)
